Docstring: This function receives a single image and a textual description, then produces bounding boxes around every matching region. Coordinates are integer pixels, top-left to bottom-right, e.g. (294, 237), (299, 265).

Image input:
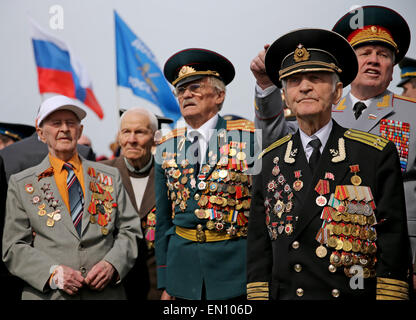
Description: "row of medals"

(30, 183), (62, 227)
(162, 148), (251, 236)
(315, 173), (378, 279)
(265, 157), (297, 239)
(88, 176), (115, 236)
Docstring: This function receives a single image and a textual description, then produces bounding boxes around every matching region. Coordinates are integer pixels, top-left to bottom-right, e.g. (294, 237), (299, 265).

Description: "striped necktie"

(63, 162), (84, 236)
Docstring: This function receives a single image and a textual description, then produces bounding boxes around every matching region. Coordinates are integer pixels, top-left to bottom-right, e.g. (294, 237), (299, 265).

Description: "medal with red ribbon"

(292, 170), (303, 191)
(349, 164), (362, 186)
(314, 179), (330, 207)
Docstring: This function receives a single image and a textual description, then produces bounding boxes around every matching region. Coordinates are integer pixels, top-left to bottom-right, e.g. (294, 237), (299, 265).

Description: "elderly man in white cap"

(2, 95), (142, 300)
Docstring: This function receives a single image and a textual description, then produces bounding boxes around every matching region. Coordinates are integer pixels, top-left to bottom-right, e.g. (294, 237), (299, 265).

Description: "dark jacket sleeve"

(247, 159), (273, 299)
(374, 141), (411, 282)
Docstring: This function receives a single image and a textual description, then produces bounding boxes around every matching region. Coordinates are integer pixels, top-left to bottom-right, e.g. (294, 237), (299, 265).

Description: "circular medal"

(101, 227), (109, 235)
(90, 215), (97, 224)
(197, 181), (206, 190)
(315, 195), (327, 207)
(219, 170), (228, 179)
(25, 184), (34, 194)
(38, 209), (46, 216)
(315, 245), (327, 258)
(351, 175), (362, 186)
(180, 176), (188, 185)
(293, 180), (303, 192)
(206, 220), (215, 230)
(236, 152), (246, 161)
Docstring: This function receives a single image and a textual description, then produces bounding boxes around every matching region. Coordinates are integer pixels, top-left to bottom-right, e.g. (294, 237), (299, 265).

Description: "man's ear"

(215, 90), (226, 105)
(332, 82), (344, 105)
(36, 126), (47, 144)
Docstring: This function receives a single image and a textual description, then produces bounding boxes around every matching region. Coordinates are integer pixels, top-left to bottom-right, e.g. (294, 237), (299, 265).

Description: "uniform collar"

(186, 114), (219, 143)
(299, 119), (333, 156)
(349, 90), (390, 108)
(49, 152), (81, 172)
(124, 155), (153, 174)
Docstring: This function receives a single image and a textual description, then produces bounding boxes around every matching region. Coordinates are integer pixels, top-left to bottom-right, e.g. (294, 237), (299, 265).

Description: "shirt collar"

(186, 114), (219, 143)
(299, 119), (333, 152)
(349, 90), (390, 108)
(124, 155), (154, 174)
(49, 152), (82, 172)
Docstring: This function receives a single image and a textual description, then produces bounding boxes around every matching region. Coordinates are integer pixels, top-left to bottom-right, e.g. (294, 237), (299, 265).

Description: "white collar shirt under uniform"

(186, 114), (219, 168)
(299, 119), (333, 162)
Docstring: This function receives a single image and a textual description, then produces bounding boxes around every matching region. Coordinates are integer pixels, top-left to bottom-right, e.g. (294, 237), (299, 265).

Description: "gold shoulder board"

(393, 94), (416, 104)
(344, 129), (388, 151)
(158, 127), (186, 145)
(258, 134), (292, 159)
(226, 119), (255, 132)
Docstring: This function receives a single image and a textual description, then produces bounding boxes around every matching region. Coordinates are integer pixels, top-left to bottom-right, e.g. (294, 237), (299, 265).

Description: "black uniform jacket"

(247, 121), (411, 300)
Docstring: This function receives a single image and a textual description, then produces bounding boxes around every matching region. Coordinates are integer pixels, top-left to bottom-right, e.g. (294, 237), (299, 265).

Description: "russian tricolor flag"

(30, 19), (104, 119)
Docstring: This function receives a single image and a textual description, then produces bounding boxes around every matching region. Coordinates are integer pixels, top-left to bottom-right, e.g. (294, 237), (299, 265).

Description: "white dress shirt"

(186, 114), (219, 169)
(299, 119), (333, 161)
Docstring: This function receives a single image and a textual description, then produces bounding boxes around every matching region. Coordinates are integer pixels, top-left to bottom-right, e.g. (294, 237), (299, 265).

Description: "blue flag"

(115, 11), (181, 123)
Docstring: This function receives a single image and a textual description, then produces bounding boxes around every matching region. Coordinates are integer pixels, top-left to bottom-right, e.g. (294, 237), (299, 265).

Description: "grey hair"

(119, 107), (158, 133)
(206, 76), (226, 111)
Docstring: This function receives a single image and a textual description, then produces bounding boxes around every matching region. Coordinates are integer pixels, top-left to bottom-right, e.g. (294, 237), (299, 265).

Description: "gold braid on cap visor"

(348, 26), (398, 52)
(172, 70), (220, 86)
(279, 61), (342, 80)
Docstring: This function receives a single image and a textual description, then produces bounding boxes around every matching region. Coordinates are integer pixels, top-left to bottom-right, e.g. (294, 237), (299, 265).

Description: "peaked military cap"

(0, 122), (36, 141)
(332, 5), (410, 64)
(397, 57), (416, 87)
(265, 28), (358, 88)
(163, 48), (235, 87)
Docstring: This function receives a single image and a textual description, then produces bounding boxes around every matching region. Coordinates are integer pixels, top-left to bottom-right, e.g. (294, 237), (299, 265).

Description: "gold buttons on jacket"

(291, 241), (300, 250)
(296, 288), (304, 297)
(294, 264), (302, 272)
(332, 289), (340, 298)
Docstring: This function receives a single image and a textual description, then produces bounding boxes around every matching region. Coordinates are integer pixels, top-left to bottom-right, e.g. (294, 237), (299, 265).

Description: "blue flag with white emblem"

(115, 11), (180, 123)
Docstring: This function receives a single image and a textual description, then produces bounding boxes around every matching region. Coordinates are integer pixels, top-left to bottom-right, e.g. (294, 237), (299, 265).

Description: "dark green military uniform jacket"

(155, 115), (257, 299)
(247, 121), (411, 300)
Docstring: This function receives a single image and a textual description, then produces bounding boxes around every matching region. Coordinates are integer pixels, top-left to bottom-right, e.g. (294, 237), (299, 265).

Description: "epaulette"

(258, 134), (292, 159)
(344, 129), (388, 151)
(393, 94), (416, 104)
(226, 119), (255, 132)
(157, 127), (186, 145)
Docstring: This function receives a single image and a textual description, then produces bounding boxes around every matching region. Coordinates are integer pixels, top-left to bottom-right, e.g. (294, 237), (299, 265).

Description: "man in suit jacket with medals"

(250, 5), (416, 291)
(2, 95), (142, 300)
(155, 48), (257, 300)
(102, 107), (166, 300)
(247, 28), (411, 300)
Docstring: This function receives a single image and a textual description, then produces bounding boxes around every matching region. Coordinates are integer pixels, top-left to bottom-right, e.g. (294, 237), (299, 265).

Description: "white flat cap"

(36, 95), (87, 126)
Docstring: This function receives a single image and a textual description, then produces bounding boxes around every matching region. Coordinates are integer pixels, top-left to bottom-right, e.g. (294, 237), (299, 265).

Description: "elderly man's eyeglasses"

(174, 83), (206, 97)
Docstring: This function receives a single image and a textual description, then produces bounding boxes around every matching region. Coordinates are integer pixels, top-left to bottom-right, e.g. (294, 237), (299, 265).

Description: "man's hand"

(161, 289), (176, 300)
(84, 260), (116, 291)
(50, 265), (85, 296)
(250, 44), (274, 90)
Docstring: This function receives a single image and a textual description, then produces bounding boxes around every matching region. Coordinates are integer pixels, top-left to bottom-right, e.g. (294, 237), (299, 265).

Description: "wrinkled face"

(176, 77), (224, 126)
(352, 44), (394, 94)
(283, 72), (342, 120)
(37, 110), (83, 159)
(401, 80), (416, 99)
(118, 112), (155, 162)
